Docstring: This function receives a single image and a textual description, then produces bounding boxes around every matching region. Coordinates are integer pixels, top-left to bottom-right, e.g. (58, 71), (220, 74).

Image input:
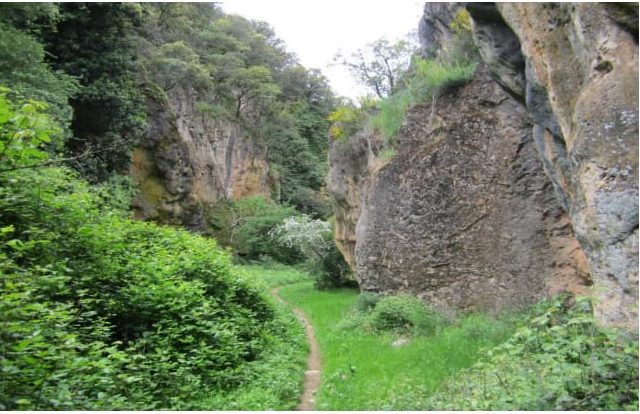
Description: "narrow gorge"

(0, 1), (637, 410)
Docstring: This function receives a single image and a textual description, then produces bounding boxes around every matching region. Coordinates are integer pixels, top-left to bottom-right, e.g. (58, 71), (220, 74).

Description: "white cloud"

(220, 0), (424, 99)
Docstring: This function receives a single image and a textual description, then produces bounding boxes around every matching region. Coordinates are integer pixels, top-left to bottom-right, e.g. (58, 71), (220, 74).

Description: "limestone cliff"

(328, 2), (638, 330)
(467, 2), (638, 330)
(329, 67), (590, 313)
(130, 89), (273, 230)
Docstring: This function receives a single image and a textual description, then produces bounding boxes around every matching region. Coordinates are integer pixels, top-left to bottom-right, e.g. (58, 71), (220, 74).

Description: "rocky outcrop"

(131, 89), (273, 230)
(328, 67), (591, 313)
(418, 3), (461, 58)
(328, 126), (383, 269)
(467, 2), (638, 331)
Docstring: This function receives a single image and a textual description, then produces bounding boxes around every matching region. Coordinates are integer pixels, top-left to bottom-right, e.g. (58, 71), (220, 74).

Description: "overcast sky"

(220, 0), (424, 100)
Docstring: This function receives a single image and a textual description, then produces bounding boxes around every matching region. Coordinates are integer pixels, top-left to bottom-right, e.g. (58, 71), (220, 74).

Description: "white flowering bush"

(270, 215), (331, 259)
(270, 215), (353, 289)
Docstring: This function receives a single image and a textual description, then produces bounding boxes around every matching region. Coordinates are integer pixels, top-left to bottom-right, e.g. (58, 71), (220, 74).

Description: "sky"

(220, 0), (425, 100)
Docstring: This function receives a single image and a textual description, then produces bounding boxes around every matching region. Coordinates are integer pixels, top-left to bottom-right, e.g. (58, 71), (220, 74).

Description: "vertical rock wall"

(468, 2), (638, 330)
(328, 67), (591, 314)
(131, 89), (273, 230)
(329, 2), (638, 330)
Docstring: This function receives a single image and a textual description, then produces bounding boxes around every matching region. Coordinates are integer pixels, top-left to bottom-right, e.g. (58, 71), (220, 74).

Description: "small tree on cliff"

(334, 36), (415, 98)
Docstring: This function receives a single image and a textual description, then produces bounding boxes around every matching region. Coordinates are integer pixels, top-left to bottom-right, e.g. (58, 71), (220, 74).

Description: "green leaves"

(0, 90), (60, 172)
(0, 166), (288, 409)
(426, 294), (639, 410)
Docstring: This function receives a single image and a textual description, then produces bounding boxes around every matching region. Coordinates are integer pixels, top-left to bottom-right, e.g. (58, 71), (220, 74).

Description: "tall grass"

(278, 280), (517, 410)
(370, 58), (476, 145)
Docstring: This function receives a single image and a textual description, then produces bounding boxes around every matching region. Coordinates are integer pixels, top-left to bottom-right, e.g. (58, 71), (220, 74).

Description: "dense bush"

(426, 294), (639, 410)
(206, 196), (303, 264)
(368, 295), (444, 336)
(0, 166), (286, 409)
(339, 293), (445, 337)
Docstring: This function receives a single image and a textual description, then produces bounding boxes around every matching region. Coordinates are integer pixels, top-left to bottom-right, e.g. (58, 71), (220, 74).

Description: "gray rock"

(131, 88), (273, 231)
(484, 2), (639, 331)
(328, 68), (591, 315)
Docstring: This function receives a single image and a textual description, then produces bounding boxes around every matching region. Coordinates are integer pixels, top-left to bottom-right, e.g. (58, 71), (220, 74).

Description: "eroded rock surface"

(329, 2), (638, 331)
(131, 89), (273, 230)
(328, 68), (590, 313)
(469, 2), (638, 330)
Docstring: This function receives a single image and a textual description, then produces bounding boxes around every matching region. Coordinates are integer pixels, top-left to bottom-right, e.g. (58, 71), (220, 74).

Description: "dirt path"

(271, 287), (321, 411)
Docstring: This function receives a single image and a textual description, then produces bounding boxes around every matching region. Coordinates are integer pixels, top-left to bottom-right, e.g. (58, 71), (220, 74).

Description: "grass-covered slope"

(0, 166), (305, 410)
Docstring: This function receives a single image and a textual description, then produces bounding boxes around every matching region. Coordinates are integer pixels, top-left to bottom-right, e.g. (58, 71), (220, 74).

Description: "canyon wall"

(329, 2), (638, 330)
(469, 2), (638, 330)
(131, 89), (273, 230)
(329, 67), (590, 313)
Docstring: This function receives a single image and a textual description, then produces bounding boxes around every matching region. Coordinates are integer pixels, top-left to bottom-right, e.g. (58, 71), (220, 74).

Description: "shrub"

(406, 58), (476, 101)
(368, 294), (444, 336)
(339, 293), (445, 337)
(206, 196), (302, 264)
(426, 294), (639, 410)
(356, 292), (381, 312)
(0, 87), (59, 171)
(270, 215), (354, 289)
(0, 166), (286, 409)
(328, 104), (367, 140)
(370, 89), (414, 146)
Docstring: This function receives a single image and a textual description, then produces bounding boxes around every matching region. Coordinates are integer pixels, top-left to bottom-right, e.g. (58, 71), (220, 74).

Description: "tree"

(0, 87), (57, 172)
(41, 2), (147, 181)
(228, 65), (280, 118)
(335, 37), (415, 98)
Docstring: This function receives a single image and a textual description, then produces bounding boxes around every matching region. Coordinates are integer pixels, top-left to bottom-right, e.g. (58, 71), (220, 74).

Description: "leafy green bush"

(0, 87), (60, 171)
(206, 196), (303, 263)
(426, 294), (639, 410)
(356, 292), (381, 312)
(368, 294), (444, 336)
(339, 293), (445, 337)
(0, 163), (296, 409)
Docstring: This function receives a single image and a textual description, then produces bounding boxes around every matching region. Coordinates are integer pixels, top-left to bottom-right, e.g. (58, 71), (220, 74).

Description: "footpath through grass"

(277, 273), (516, 410)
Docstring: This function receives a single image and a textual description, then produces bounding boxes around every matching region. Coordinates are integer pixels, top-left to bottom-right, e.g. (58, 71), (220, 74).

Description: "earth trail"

(271, 287), (321, 411)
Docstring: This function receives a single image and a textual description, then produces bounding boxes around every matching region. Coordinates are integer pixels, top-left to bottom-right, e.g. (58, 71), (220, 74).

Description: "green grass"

(278, 279), (517, 410)
(370, 58), (477, 145)
(236, 262), (311, 288)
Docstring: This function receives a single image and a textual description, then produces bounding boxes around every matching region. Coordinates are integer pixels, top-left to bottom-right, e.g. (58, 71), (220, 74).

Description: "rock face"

(329, 2), (638, 329)
(328, 67), (591, 313)
(328, 126), (383, 269)
(131, 89), (273, 230)
(418, 3), (461, 58)
(467, 3), (638, 330)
